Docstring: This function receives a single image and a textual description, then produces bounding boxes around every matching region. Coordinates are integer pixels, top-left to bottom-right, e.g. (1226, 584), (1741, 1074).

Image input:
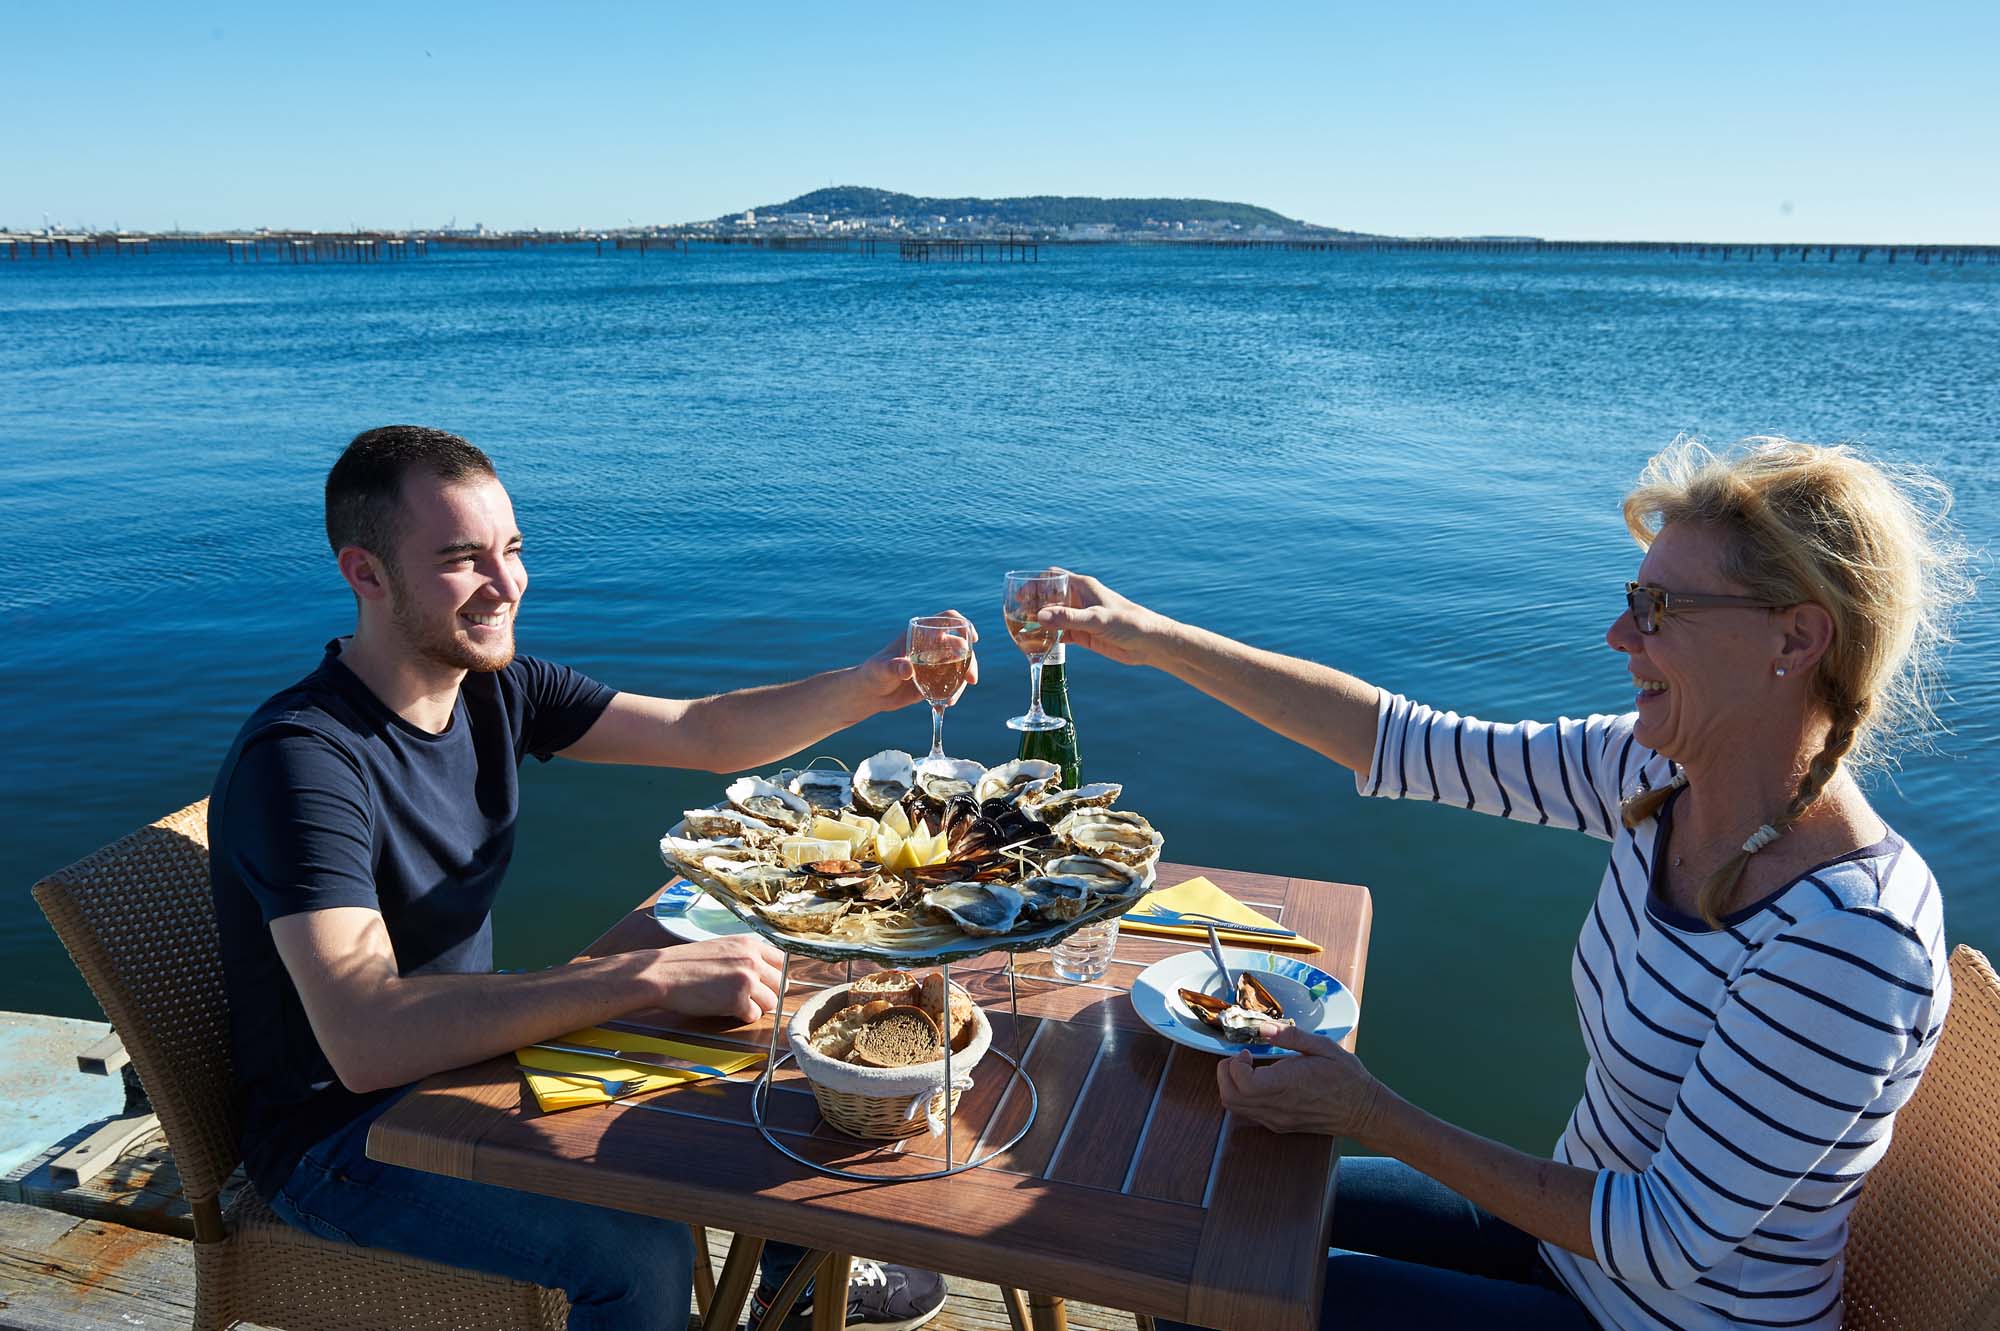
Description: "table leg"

(690, 1224), (716, 1319)
(703, 1233), (766, 1331)
(754, 1248), (827, 1328)
(998, 1286), (1032, 1331)
(812, 1253), (853, 1331)
(1028, 1291), (1069, 1331)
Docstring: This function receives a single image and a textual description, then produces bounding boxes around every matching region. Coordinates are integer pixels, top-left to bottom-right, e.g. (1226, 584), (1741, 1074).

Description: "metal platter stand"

(749, 941), (1045, 1182)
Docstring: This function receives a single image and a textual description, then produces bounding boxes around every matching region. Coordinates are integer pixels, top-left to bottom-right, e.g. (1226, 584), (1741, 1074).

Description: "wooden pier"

(6, 230), (1991, 268)
(899, 238), (1039, 262)
(1180, 236), (2000, 265)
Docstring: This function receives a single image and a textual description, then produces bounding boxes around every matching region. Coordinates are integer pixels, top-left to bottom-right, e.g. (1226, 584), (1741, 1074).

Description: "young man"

(210, 425), (966, 1330)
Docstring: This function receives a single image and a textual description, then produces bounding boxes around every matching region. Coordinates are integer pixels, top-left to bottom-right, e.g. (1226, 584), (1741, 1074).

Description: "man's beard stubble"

(386, 571), (516, 673)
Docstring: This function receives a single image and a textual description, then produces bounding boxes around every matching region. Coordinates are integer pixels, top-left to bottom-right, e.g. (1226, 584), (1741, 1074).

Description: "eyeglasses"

(1625, 582), (1791, 635)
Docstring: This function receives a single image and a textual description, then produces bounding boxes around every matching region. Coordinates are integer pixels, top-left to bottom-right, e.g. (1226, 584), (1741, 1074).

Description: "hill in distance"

(739, 186), (1352, 235)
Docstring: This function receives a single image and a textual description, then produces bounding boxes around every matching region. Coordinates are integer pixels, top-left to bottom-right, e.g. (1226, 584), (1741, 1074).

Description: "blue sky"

(5, 1), (1994, 241)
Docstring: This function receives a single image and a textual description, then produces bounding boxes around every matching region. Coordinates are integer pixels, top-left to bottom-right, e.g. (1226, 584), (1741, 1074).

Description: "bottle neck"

(1043, 643), (1066, 667)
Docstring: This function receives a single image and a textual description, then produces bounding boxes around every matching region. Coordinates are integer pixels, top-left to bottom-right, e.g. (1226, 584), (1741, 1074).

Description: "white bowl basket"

(786, 982), (992, 1140)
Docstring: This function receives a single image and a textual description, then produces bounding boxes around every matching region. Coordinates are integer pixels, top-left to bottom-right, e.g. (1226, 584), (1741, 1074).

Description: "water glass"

(1049, 918), (1120, 982)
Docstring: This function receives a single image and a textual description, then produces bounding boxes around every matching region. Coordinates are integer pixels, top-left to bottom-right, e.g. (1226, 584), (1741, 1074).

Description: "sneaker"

(750, 1258), (948, 1331)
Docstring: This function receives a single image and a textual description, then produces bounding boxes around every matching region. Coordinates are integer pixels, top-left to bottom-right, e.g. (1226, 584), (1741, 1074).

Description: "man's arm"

(271, 907), (784, 1093)
(558, 612), (978, 772)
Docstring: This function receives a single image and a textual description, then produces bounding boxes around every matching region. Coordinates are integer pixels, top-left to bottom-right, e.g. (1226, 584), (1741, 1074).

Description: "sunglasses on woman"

(1625, 582), (1792, 635)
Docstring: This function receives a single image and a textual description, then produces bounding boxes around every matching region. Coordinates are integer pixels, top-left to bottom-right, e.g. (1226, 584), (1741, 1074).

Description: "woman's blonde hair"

(1616, 436), (1973, 926)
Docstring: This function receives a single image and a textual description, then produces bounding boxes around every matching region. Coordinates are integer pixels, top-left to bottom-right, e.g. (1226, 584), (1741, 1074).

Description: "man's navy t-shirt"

(209, 642), (615, 1199)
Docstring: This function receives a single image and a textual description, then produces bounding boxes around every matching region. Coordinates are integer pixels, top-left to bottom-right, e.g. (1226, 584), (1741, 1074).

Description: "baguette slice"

(848, 1005), (943, 1068)
(849, 968), (920, 1008)
(809, 998), (897, 1061)
(917, 971), (978, 1052)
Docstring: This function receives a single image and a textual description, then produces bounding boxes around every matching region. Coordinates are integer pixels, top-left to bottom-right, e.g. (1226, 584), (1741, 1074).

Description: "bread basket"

(787, 982), (992, 1140)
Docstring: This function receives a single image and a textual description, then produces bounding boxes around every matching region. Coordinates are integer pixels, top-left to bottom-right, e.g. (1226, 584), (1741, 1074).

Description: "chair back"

(1843, 944), (2000, 1331)
(32, 800), (243, 1213)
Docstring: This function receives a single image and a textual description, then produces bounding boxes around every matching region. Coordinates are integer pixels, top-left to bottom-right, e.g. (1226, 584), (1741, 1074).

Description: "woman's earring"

(1774, 666), (1788, 677)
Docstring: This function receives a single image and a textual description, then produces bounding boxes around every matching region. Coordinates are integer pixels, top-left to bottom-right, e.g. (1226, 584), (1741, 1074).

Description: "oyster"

(920, 882), (1024, 937)
(915, 756), (987, 803)
(1018, 876), (1093, 922)
(1023, 783), (1123, 823)
(659, 832), (744, 863)
(974, 758), (1061, 806)
(755, 890), (852, 935)
(682, 806), (778, 841)
(795, 858), (882, 896)
(697, 857), (797, 904)
(1038, 854), (1146, 901)
(725, 776), (810, 832)
(853, 750), (918, 813)
(1055, 808), (1162, 866)
(783, 766), (853, 812)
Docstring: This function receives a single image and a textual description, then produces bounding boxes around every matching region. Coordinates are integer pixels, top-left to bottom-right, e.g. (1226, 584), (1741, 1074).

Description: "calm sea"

(3, 244), (1994, 1151)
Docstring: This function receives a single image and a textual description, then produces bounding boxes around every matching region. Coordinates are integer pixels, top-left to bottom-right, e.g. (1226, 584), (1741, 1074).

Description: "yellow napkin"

(1123, 876), (1323, 954)
(515, 1026), (765, 1112)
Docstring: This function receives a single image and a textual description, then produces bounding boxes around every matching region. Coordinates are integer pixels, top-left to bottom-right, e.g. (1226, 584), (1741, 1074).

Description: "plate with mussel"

(658, 751), (1163, 963)
(1130, 949), (1358, 1058)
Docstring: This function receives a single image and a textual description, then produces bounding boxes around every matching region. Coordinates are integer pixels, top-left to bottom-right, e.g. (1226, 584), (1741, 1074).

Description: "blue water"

(3, 244), (1994, 1150)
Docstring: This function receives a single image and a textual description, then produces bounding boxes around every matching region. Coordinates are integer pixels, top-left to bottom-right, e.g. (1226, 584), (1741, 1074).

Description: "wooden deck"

(0, 1122), (1145, 1330)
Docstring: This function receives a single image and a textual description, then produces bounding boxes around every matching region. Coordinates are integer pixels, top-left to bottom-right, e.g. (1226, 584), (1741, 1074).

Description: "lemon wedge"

(780, 837), (849, 867)
(809, 816), (871, 852)
(882, 803), (913, 838)
(882, 833), (922, 872)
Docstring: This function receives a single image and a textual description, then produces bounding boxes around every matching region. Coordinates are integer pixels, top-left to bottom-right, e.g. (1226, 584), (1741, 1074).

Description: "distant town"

(5, 187), (1368, 245)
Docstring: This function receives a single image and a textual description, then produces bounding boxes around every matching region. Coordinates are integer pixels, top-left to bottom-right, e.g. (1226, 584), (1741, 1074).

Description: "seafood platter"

(659, 750), (1163, 963)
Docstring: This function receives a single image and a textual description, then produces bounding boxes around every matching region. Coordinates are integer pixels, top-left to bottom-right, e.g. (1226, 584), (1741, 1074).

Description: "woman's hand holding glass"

(861, 610), (979, 712)
(1029, 569), (1177, 669)
(1003, 568), (1071, 732)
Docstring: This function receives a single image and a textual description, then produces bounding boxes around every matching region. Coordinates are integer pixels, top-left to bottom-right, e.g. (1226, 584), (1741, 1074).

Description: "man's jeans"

(1159, 1156), (1599, 1330)
(267, 1087), (789, 1331)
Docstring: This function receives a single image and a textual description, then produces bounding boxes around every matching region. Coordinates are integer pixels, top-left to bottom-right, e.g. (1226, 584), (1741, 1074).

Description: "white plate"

(1130, 949), (1358, 1058)
(652, 879), (756, 944)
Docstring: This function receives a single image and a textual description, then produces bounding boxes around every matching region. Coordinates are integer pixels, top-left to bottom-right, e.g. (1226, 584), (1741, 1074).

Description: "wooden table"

(368, 863), (1372, 1331)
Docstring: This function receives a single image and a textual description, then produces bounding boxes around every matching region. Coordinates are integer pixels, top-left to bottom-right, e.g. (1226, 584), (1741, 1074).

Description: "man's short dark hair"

(325, 426), (497, 569)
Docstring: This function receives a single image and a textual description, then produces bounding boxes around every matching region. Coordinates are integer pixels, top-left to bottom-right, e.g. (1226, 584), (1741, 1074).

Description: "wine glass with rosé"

(1002, 568), (1069, 732)
(907, 615), (974, 768)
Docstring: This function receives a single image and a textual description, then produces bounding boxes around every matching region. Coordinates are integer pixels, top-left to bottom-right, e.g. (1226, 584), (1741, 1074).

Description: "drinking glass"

(907, 615), (973, 768)
(1002, 569), (1069, 732)
(1049, 918), (1120, 983)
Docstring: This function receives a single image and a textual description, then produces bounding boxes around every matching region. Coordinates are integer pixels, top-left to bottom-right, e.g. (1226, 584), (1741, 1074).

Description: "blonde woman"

(1046, 440), (1969, 1331)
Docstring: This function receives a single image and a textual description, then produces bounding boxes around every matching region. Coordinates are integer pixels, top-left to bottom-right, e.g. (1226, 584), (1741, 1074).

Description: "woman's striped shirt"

(1359, 691), (1950, 1331)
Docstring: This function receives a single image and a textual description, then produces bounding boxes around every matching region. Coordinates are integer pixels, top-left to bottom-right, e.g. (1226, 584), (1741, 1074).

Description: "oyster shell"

(783, 767), (853, 812)
(920, 882), (1024, 936)
(915, 756), (987, 803)
(853, 750), (918, 813)
(682, 806), (779, 841)
(1037, 854), (1147, 902)
(697, 857), (797, 904)
(755, 890), (852, 934)
(1018, 876), (1093, 922)
(1022, 783), (1123, 823)
(725, 776), (810, 832)
(1055, 808), (1162, 866)
(974, 758), (1061, 806)
(1178, 975), (1294, 1042)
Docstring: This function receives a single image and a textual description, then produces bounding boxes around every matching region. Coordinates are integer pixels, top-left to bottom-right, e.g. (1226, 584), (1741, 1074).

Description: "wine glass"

(1002, 569), (1069, 732)
(907, 615), (973, 768)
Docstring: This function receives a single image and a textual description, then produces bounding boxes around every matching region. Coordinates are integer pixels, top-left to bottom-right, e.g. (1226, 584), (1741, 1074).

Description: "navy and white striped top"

(1360, 692), (1950, 1331)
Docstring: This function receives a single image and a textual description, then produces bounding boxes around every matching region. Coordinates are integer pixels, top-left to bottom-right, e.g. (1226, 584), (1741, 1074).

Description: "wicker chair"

(32, 799), (568, 1331)
(1844, 944), (2000, 1331)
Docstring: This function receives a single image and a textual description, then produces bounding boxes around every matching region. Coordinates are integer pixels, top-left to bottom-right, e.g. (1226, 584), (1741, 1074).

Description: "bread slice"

(917, 971), (977, 1051)
(849, 968), (920, 1008)
(809, 998), (896, 1061)
(848, 1005), (943, 1068)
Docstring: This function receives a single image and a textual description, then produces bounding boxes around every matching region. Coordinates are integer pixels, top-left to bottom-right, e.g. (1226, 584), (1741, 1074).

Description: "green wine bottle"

(1016, 643), (1082, 789)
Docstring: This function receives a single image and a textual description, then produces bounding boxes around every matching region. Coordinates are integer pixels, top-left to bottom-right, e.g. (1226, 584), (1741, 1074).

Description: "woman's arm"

(1036, 572), (1382, 776)
(1218, 1026), (1598, 1257)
